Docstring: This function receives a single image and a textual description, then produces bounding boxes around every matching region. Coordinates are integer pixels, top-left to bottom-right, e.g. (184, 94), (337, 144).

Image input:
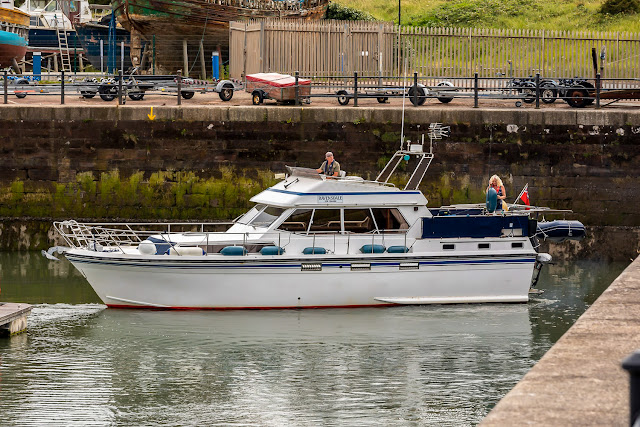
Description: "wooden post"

(183, 40), (189, 78)
(79, 53), (84, 72)
(53, 54), (59, 72)
(199, 39), (206, 80)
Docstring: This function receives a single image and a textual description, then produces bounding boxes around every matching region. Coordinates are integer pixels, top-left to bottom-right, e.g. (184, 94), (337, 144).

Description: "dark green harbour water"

(0, 252), (629, 426)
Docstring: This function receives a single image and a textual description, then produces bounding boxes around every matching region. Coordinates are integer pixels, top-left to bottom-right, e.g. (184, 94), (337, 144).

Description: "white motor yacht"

(49, 125), (582, 309)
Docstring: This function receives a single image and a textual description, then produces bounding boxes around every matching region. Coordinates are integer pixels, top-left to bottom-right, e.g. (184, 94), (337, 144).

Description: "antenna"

(400, 57), (408, 151)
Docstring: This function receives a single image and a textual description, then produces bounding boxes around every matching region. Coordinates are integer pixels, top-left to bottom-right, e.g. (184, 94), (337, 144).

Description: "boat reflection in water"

(0, 251), (629, 425)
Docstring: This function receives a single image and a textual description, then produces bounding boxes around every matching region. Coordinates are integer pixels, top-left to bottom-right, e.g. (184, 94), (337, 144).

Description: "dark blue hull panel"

(74, 22), (133, 70)
(28, 28), (81, 49)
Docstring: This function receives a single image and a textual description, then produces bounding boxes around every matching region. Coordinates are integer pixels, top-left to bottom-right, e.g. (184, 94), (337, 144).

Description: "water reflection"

(0, 252), (629, 426)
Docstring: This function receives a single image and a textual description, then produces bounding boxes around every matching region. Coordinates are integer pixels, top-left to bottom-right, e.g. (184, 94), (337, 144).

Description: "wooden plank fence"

(230, 20), (640, 88)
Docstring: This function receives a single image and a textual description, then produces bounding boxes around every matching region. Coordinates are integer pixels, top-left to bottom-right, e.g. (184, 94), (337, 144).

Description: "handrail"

(54, 220), (414, 251)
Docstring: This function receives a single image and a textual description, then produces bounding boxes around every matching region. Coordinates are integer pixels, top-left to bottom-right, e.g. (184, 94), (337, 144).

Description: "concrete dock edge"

(481, 256), (640, 426)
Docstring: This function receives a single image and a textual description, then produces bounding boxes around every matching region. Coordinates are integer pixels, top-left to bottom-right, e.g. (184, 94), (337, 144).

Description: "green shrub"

(599, 0), (640, 15)
(325, 3), (376, 21)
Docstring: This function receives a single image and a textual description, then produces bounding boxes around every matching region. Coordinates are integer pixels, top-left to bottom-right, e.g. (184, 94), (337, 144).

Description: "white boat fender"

(536, 253), (552, 264)
(138, 240), (157, 255)
(167, 246), (206, 256)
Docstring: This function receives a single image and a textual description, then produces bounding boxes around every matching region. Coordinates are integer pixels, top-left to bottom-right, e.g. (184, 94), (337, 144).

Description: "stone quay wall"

(0, 105), (639, 257)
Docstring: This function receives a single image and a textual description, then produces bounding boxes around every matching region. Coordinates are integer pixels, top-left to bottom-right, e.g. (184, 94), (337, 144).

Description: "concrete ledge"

(0, 303), (32, 337)
(481, 256), (640, 426)
(2, 104), (640, 126)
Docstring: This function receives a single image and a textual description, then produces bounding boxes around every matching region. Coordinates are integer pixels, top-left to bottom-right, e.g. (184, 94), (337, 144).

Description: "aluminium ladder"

(55, 13), (72, 73)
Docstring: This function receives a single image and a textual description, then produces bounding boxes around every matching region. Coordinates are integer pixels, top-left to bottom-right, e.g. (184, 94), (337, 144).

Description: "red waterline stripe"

(106, 303), (397, 311)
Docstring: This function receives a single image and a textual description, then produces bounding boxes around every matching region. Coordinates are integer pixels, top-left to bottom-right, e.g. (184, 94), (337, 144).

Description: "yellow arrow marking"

(148, 106), (156, 121)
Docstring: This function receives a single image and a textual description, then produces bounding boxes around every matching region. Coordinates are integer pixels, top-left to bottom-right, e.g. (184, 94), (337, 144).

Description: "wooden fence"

(230, 20), (640, 85)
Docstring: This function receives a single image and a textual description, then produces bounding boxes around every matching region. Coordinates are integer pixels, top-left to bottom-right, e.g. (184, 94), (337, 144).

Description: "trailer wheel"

(337, 90), (350, 105)
(565, 88), (589, 108)
(99, 85), (117, 102)
(436, 81), (455, 103)
(81, 91), (96, 99)
(219, 84), (234, 101)
(252, 90), (263, 105)
(181, 91), (195, 99)
(408, 85), (426, 106)
(540, 83), (557, 104)
(14, 80), (29, 98)
(521, 88), (536, 104)
(377, 97), (388, 103)
(128, 92), (145, 101)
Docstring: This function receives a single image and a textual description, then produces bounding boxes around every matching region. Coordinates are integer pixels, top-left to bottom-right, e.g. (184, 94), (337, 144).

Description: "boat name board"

(317, 195), (343, 203)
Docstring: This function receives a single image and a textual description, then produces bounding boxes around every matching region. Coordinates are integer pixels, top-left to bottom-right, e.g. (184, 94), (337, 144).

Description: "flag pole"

(513, 183), (528, 205)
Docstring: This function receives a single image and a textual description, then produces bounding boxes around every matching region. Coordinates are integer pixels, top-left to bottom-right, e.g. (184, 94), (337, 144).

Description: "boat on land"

(0, 0), (29, 69)
(74, 14), (134, 72)
(111, 0), (329, 75)
(19, 0), (88, 50)
(47, 125), (584, 309)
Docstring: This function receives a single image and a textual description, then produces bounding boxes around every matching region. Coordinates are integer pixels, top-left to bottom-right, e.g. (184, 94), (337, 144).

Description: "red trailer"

(246, 73), (311, 105)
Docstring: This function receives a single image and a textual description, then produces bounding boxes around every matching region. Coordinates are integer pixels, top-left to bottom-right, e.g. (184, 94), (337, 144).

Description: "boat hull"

(0, 30), (27, 67)
(27, 28), (81, 50)
(75, 22), (133, 71)
(67, 251), (536, 309)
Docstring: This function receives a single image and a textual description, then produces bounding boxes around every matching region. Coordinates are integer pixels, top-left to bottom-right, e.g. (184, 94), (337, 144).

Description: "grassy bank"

(333, 0), (640, 32)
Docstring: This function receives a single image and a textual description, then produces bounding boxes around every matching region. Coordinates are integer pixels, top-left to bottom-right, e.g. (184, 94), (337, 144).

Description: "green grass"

(333, 0), (640, 32)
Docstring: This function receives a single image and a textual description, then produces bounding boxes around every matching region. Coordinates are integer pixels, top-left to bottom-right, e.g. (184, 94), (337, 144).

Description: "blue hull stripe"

(67, 255), (535, 270)
(266, 188), (421, 196)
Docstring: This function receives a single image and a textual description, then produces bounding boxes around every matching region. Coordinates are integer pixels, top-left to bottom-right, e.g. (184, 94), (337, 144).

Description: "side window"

(249, 206), (286, 228)
(371, 208), (409, 232)
(343, 209), (375, 233)
(309, 209), (341, 232)
(279, 209), (312, 232)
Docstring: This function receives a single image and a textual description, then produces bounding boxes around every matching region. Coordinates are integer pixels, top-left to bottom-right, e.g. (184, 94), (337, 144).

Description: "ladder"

(55, 13), (72, 73)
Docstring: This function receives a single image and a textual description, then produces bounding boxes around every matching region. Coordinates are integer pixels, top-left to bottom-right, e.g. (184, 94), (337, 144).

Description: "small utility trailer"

(78, 74), (238, 102)
(335, 81), (456, 106)
(10, 73), (239, 102)
(246, 73), (311, 105)
(564, 47), (640, 108)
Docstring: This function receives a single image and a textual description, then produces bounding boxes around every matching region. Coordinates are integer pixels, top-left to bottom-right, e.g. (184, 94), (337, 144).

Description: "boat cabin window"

(249, 206), (286, 228)
(371, 208), (409, 232)
(343, 209), (376, 233)
(279, 209), (313, 232)
(236, 204), (264, 225)
(309, 209), (341, 232)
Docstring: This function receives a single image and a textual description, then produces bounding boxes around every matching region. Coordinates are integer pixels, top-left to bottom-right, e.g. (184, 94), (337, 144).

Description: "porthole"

(443, 244), (455, 250)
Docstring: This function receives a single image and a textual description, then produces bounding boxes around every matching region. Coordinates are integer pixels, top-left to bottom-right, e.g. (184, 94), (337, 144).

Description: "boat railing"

(54, 220), (412, 255)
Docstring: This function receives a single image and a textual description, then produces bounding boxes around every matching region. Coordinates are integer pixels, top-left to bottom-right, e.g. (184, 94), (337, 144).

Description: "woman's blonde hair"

(489, 175), (503, 187)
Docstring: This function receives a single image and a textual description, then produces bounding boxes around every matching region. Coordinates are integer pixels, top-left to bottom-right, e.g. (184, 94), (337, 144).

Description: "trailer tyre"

(252, 90), (263, 105)
(436, 81), (455, 103)
(541, 83), (557, 104)
(219, 84), (234, 101)
(377, 97), (388, 103)
(521, 87), (536, 104)
(14, 80), (29, 98)
(128, 92), (145, 101)
(180, 91), (195, 99)
(337, 90), (350, 105)
(99, 85), (117, 102)
(81, 91), (96, 99)
(408, 85), (426, 106)
(565, 88), (589, 108)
